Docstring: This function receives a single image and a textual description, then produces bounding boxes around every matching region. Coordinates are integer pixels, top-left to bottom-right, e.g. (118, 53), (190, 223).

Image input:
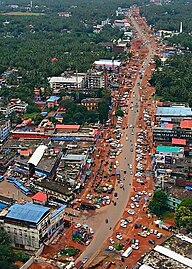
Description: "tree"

(148, 190), (168, 216)
(175, 198), (192, 231)
(0, 230), (18, 269)
(116, 108), (124, 117)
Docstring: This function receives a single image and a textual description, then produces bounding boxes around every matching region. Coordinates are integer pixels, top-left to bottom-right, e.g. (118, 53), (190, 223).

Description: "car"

(85, 240), (91, 246)
(130, 148), (133, 152)
(135, 223), (142, 229)
(109, 238), (115, 244)
(108, 246), (115, 251)
(135, 203), (139, 208)
(157, 233), (162, 239)
(129, 164), (133, 169)
(120, 182), (124, 188)
(128, 209), (135, 215)
(116, 234), (123, 240)
(154, 230), (158, 235)
(150, 229), (154, 234)
(130, 203), (135, 209)
(149, 239), (155, 245)
(132, 244), (139, 250)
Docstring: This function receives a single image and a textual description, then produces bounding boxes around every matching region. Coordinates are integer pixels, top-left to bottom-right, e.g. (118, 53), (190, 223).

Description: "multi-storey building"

(0, 120), (11, 144)
(0, 203), (66, 250)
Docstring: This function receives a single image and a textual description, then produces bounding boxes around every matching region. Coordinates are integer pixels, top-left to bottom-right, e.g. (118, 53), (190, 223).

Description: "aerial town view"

(0, 0), (192, 268)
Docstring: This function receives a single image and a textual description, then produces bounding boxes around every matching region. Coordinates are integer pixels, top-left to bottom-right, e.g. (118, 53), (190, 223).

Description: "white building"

(0, 203), (66, 250)
(48, 73), (86, 90)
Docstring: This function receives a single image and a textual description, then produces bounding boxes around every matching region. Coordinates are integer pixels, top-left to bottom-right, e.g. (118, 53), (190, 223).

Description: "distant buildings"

(0, 98), (28, 115)
(81, 98), (101, 110)
(93, 59), (121, 71)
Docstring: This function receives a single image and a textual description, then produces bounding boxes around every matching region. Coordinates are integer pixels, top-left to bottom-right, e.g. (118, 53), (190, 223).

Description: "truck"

(122, 247), (132, 258)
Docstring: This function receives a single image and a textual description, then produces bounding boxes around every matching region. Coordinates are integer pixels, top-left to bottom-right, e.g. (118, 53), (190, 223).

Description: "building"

(48, 74), (86, 91)
(152, 125), (192, 144)
(86, 70), (106, 89)
(0, 203), (66, 250)
(0, 120), (11, 144)
(32, 192), (48, 205)
(155, 106), (192, 123)
(81, 98), (101, 110)
(136, 234), (192, 269)
(0, 99), (28, 115)
(55, 124), (81, 133)
(46, 96), (60, 108)
(156, 145), (184, 158)
(93, 59), (121, 71)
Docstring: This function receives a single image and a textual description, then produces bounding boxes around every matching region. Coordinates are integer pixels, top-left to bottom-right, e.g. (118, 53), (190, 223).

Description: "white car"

(130, 203), (135, 209)
(129, 164), (133, 169)
(109, 238), (115, 244)
(116, 234), (123, 240)
(128, 209), (135, 215)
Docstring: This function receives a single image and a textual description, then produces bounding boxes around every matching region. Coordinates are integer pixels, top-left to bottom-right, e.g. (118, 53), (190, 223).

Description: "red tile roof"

(32, 192), (48, 203)
(180, 120), (192, 129)
(55, 124), (80, 131)
(172, 138), (186, 146)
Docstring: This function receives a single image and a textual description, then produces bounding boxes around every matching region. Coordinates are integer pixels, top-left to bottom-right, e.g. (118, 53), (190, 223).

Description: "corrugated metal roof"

(156, 106), (192, 117)
(156, 145), (183, 153)
(28, 145), (47, 166)
(47, 96), (60, 102)
(62, 154), (86, 162)
(154, 245), (192, 267)
(180, 120), (192, 129)
(6, 203), (49, 223)
(172, 138), (186, 146)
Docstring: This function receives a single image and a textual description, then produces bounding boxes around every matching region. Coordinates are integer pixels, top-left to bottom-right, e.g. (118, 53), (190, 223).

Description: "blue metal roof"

(156, 107), (192, 117)
(6, 203), (50, 223)
(47, 96), (60, 102)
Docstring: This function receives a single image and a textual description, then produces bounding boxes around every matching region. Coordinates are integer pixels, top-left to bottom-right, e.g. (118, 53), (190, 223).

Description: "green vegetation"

(149, 190), (168, 216)
(60, 247), (79, 256)
(175, 198), (192, 231)
(114, 242), (122, 251)
(0, 0), (143, 101)
(141, 1), (192, 33)
(0, 230), (18, 269)
(150, 55), (192, 106)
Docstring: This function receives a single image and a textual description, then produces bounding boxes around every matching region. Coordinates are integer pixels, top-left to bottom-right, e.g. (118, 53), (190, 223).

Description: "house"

(81, 98), (101, 110)
(32, 192), (48, 205)
(0, 203), (66, 250)
(46, 96), (60, 108)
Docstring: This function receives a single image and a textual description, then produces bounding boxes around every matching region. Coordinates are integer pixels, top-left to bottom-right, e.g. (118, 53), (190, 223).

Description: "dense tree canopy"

(150, 55), (192, 106)
(149, 190), (168, 216)
(0, 230), (18, 269)
(175, 198), (192, 231)
(141, 0), (192, 33)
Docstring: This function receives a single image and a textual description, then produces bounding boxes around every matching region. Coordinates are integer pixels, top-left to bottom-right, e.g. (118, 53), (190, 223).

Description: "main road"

(77, 10), (155, 267)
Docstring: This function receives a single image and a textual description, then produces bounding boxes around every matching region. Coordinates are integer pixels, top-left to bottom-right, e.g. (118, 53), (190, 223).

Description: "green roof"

(156, 145), (183, 153)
